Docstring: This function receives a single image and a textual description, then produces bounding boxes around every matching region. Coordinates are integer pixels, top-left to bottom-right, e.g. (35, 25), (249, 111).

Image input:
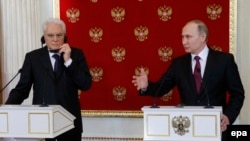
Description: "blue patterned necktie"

(52, 54), (60, 72)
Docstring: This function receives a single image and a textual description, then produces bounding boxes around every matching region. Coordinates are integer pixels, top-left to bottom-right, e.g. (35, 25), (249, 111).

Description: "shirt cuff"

(64, 58), (72, 67)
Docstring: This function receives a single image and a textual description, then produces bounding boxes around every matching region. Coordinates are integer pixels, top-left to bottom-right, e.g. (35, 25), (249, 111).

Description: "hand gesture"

(59, 43), (71, 62)
(132, 68), (148, 90)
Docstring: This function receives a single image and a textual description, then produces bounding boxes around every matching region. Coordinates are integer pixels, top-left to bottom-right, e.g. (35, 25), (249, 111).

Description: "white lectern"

(142, 106), (222, 141)
(0, 105), (75, 141)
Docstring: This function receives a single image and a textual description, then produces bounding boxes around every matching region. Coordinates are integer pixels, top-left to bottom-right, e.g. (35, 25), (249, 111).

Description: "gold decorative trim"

(81, 110), (143, 118)
(53, 0), (60, 18)
(230, 0), (237, 56)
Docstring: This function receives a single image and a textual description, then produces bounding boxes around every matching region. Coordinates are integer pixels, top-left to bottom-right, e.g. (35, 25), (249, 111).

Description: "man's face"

(181, 22), (206, 55)
(44, 23), (65, 50)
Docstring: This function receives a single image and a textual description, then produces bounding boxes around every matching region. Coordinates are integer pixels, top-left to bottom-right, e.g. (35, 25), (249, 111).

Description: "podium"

(142, 106), (222, 141)
(0, 105), (75, 140)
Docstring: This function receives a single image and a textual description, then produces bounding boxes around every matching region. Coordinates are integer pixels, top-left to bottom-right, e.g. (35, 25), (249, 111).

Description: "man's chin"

(184, 48), (191, 53)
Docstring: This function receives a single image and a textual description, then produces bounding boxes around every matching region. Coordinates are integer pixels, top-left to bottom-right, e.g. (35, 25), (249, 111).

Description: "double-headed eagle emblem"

(172, 115), (190, 136)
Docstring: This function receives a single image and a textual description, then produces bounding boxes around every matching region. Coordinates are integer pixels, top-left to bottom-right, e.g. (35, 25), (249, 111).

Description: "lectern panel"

(0, 113), (8, 133)
(0, 105), (75, 138)
(142, 106), (222, 141)
(193, 115), (218, 137)
(29, 113), (50, 134)
(147, 114), (170, 136)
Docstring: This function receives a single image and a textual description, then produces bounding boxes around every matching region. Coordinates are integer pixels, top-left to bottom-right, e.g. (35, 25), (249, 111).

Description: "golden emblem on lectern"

(172, 115), (190, 136)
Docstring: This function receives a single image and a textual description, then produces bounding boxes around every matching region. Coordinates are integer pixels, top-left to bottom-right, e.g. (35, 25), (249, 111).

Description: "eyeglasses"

(45, 33), (64, 39)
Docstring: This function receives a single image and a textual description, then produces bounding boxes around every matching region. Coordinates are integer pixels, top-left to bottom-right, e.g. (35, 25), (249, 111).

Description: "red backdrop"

(59, 0), (229, 111)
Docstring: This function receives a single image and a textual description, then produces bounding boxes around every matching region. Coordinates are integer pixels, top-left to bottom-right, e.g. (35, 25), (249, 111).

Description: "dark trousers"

(222, 130), (228, 141)
(45, 130), (82, 141)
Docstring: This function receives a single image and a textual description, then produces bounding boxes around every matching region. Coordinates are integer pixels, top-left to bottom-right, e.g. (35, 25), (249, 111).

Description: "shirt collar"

(191, 45), (209, 61)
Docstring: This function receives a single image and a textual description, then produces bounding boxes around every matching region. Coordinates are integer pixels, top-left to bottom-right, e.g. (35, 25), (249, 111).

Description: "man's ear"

(201, 33), (207, 42)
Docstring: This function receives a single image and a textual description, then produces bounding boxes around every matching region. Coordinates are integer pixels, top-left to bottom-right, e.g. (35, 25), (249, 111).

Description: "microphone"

(150, 73), (168, 108)
(0, 68), (22, 93)
(200, 79), (213, 109)
(40, 67), (49, 107)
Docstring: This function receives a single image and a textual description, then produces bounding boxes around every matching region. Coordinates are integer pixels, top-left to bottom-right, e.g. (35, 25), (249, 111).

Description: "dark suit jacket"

(5, 46), (92, 133)
(142, 48), (245, 124)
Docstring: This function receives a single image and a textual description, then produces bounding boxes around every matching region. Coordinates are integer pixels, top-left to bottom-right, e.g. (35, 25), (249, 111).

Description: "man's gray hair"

(42, 18), (66, 34)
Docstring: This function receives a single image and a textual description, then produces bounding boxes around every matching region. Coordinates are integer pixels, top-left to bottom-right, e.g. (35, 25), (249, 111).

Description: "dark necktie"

(52, 54), (60, 72)
(194, 56), (202, 93)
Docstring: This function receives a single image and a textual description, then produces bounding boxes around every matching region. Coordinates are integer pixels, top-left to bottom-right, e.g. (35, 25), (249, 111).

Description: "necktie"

(194, 56), (202, 93)
(52, 54), (60, 72)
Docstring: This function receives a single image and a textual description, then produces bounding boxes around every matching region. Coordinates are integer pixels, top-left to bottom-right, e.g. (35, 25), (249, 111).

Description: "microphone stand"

(201, 79), (214, 109)
(203, 85), (213, 109)
(150, 74), (168, 108)
(0, 68), (22, 93)
(40, 68), (49, 107)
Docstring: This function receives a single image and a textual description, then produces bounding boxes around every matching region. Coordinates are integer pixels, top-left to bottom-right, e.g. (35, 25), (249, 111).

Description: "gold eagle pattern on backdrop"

(207, 4), (222, 20)
(158, 5), (173, 21)
(111, 7), (125, 23)
(61, 0), (228, 108)
(66, 8), (80, 23)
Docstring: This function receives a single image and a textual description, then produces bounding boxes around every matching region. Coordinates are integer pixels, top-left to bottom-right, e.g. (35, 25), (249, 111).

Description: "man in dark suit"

(132, 19), (245, 141)
(5, 18), (92, 141)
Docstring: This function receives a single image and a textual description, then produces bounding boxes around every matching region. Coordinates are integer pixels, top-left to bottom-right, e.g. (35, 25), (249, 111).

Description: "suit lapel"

(55, 55), (64, 79)
(185, 54), (198, 96)
(200, 48), (215, 95)
(40, 47), (56, 80)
